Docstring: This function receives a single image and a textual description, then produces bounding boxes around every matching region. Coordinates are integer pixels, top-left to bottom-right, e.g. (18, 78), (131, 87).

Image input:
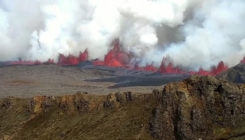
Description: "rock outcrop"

(24, 91), (146, 115)
(151, 75), (245, 140)
(0, 91), (158, 140)
(2, 75), (245, 139)
(217, 63), (245, 83)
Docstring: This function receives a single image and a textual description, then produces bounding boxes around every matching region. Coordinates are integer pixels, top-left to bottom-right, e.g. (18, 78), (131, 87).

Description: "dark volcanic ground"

(0, 63), (190, 98)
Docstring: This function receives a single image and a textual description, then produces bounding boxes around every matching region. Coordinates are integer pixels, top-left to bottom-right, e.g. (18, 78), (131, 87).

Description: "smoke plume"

(0, 0), (245, 70)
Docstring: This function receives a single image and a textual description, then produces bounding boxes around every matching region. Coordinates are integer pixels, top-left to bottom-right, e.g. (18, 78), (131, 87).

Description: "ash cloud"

(0, 0), (245, 70)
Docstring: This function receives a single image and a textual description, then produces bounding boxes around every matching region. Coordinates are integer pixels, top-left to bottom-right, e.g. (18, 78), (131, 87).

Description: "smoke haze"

(0, 0), (245, 70)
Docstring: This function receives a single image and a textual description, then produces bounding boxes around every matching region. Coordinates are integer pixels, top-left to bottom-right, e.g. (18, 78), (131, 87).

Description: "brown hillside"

(1, 76), (245, 139)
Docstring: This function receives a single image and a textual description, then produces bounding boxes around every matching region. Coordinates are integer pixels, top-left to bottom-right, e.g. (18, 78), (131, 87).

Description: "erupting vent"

(1, 0), (245, 75)
(9, 39), (230, 76)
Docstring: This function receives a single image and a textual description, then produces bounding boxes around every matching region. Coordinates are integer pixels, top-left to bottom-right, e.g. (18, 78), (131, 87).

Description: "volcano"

(0, 38), (234, 98)
(0, 40), (193, 98)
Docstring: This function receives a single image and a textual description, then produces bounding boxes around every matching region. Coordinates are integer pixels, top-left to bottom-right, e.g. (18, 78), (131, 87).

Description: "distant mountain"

(216, 63), (245, 83)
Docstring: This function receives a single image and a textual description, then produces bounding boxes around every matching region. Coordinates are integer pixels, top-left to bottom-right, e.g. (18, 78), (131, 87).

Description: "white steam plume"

(0, 0), (245, 70)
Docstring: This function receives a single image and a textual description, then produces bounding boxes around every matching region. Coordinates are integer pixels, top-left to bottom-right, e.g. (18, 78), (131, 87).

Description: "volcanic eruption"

(1, 0), (245, 75)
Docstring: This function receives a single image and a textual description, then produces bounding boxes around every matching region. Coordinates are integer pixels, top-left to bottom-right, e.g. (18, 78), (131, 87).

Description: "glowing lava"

(9, 39), (231, 76)
(240, 57), (245, 64)
(58, 50), (88, 65)
(93, 39), (131, 67)
(134, 62), (157, 72)
(192, 61), (228, 76)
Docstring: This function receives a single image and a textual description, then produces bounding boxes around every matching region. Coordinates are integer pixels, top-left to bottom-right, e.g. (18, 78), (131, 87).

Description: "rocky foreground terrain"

(1, 74), (245, 139)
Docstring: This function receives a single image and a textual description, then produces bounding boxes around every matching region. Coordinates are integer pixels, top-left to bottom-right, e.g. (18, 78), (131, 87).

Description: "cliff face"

(151, 75), (245, 140)
(1, 76), (245, 140)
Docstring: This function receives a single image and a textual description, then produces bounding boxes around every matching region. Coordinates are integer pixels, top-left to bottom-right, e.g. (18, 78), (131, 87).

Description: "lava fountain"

(9, 39), (230, 76)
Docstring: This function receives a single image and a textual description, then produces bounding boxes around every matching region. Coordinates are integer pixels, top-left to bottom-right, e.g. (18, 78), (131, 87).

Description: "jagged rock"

(115, 91), (140, 103)
(0, 91), (155, 139)
(1, 98), (12, 109)
(151, 89), (162, 104)
(152, 89), (161, 97)
(27, 96), (55, 114)
(27, 92), (145, 114)
(104, 91), (142, 109)
(103, 93), (119, 109)
(58, 93), (91, 113)
(115, 92), (126, 103)
(3, 75), (245, 139)
(217, 63), (245, 83)
(150, 75), (245, 140)
(73, 93), (90, 112)
(24, 93), (104, 114)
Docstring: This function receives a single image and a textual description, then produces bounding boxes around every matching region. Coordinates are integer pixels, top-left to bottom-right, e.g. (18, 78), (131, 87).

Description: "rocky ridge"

(217, 63), (245, 83)
(0, 91), (158, 140)
(1, 76), (245, 139)
(151, 75), (245, 140)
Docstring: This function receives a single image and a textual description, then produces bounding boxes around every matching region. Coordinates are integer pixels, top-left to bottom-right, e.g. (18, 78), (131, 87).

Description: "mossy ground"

(213, 117), (245, 140)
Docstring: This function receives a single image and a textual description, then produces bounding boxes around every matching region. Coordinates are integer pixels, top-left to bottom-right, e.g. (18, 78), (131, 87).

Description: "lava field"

(0, 62), (190, 98)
